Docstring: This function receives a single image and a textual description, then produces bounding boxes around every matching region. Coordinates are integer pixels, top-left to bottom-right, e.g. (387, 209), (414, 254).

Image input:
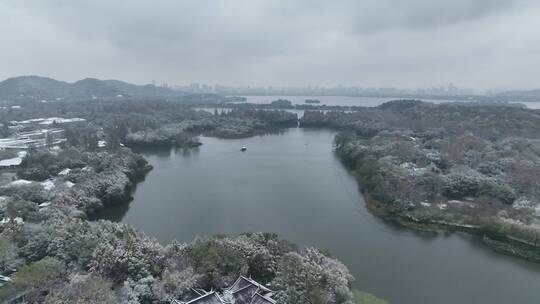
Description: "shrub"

(443, 169), (516, 204)
(0, 237), (20, 273)
(186, 238), (248, 288)
(273, 248), (354, 304)
(89, 225), (165, 284)
(0, 257), (66, 303)
(44, 274), (118, 304)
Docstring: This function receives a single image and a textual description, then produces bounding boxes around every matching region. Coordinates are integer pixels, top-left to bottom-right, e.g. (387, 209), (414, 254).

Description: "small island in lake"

(224, 96), (247, 103)
(270, 99), (293, 107)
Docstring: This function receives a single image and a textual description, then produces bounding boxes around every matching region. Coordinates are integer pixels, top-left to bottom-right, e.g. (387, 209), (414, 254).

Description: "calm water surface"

(238, 95), (447, 106)
(233, 95), (540, 109)
(98, 128), (540, 304)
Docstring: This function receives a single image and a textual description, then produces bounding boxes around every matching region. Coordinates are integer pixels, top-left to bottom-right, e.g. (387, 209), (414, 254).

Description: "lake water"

(97, 128), (540, 304)
(237, 95), (448, 107)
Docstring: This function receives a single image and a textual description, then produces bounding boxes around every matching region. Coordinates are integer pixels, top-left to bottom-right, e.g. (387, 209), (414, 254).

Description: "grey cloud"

(347, 0), (513, 33)
(1, 0), (539, 90)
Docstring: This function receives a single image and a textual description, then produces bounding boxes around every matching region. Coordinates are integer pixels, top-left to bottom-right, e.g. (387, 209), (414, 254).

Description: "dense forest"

(303, 100), (540, 260)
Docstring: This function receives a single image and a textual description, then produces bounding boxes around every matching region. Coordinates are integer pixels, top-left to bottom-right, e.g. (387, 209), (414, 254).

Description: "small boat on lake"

(241, 146), (247, 151)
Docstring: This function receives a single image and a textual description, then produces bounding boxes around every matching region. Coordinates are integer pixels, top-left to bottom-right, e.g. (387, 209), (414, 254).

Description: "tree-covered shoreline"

(322, 100), (540, 262)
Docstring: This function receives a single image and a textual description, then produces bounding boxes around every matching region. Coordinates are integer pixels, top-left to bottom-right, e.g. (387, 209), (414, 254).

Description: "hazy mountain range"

(1, 76), (540, 101)
(0, 76), (184, 99)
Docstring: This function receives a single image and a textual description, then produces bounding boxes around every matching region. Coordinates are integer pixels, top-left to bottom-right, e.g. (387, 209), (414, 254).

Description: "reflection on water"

(97, 128), (540, 304)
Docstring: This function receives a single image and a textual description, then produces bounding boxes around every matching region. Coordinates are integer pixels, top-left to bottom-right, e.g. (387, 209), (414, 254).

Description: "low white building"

(10, 117), (86, 127)
(0, 128), (66, 150)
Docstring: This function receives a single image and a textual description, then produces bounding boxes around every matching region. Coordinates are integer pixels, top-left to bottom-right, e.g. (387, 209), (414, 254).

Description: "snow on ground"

(0, 217), (23, 225)
(41, 179), (55, 191)
(11, 117), (86, 125)
(0, 274), (11, 287)
(38, 117), (86, 125)
(7, 179), (32, 187)
(420, 201), (431, 207)
(58, 168), (71, 176)
(0, 157), (22, 167)
(437, 203), (448, 210)
(0, 147), (27, 167)
(513, 197), (535, 209)
(64, 181), (75, 188)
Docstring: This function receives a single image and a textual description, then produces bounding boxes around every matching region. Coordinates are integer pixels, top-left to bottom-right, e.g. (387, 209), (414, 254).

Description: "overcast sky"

(1, 0), (539, 90)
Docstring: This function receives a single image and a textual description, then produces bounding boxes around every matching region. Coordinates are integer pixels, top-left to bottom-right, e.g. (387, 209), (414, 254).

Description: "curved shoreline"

(362, 191), (540, 263)
(121, 128), (540, 265)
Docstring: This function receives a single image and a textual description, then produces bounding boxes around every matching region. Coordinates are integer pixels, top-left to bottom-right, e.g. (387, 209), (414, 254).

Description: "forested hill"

(0, 76), (186, 99)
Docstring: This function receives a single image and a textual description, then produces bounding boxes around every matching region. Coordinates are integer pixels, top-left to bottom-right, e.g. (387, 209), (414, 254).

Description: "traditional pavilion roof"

(232, 284), (260, 303)
(250, 293), (276, 304)
(173, 276), (275, 304)
(228, 276), (273, 295)
(175, 291), (224, 304)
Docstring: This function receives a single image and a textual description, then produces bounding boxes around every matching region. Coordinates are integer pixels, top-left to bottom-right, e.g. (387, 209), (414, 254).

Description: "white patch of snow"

(58, 168), (71, 176)
(0, 217), (23, 225)
(420, 202), (431, 207)
(513, 197), (534, 210)
(11, 117), (86, 126)
(8, 179), (32, 186)
(98, 140), (107, 148)
(38, 117), (86, 125)
(65, 181), (75, 188)
(41, 180), (55, 191)
(38, 202), (51, 208)
(399, 162), (414, 169)
(0, 157), (22, 167)
(438, 203), (448, 210)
